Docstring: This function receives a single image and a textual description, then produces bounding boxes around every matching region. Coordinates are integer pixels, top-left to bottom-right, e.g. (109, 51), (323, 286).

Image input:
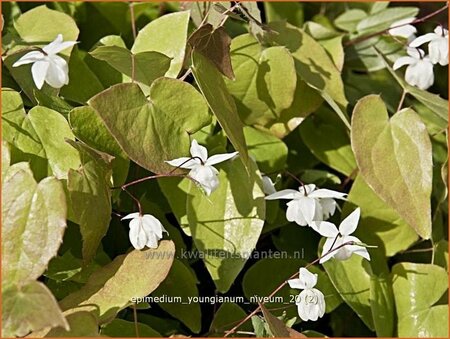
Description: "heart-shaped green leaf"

(187, 158), (265, 293)
(392, 263), (448, 337)
(225, 34), (297, 125)
(89, 79), (211, 174)
(351, 95), (433, 239)
(2, 91), (81, 180)
(2, 162), (66, 285)
(2, 281), (69, 337)
(132, 11), (190, 78)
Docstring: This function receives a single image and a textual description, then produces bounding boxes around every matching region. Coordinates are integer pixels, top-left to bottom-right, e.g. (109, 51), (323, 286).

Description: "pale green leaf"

(60, 241), (175, 324)
(225, 34), (297, 125)
(2, 162), (66, 285)
(351, 95), (433, 239)
(2, 281), (69, 337)
(13, 5), (79, 56)
(89, 79), (211, 174)
(187, 158), (265, 292)
(132, 11), (190, 78)
(392, 263), (448, 337)
(2, 98), (80, 180)
(269, 22), (350, 129)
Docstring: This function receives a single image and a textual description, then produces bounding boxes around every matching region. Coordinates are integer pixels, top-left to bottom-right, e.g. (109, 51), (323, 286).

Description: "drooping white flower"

(265, 184), (346, 226)
(288, 267), (326, 322)
(393, 47), (434, 90)
(122, 212), (167, 250)
(166, 139), (238, 196)
(262, 175), (277, 195)
(12, 34), (77, 89)
(410, 26), (448, 66)
(388, 17), (417, 41)
(312, 208), (370, 264)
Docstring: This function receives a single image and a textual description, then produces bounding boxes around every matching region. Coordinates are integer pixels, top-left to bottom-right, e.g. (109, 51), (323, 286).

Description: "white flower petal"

(206, 151), (238, 166)
(12, 51), (45, 67)
(190, 139), (208, 162)
(262, 176), (277, 195)
(265, 189), (302, 200)
(320, 198), (337, 220)
(311, 221), (339, 238)
(319, 237), (340, 264)
(288, 278), (307, 290)
(434, 26), (448, 37)
(286, 200), (308, 226)
(189, 165), (219, 196)
(165, 157), (200, 169)
(43, 34), (77, 54)
(344, 235), (371, 261)
(393, 56), (415, 70)
(298, 196), (316, 225)
(146, 232), (159, 249)
(122, 212), (140, 220)
(45, 57), (68, 88)
(299, 267), (317, 289)
(339, 207), (360, 236)
(129, 218), (146, 250)
(142, 214), (164, 239)
(297, 296), (310, 321)
(409, 33), (437, 48)
(31, 60), (50, 89)
(308, 188), (347, 199)
(405, 60), (434, 90)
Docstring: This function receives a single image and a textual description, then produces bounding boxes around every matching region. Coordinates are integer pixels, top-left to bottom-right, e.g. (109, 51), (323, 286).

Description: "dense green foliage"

(1, 1), (448, 338)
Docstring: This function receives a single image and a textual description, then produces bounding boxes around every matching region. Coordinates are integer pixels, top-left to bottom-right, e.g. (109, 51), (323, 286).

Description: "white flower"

(262, 175), (276, 195)
(12, 34), (77, 89)
(265, 184), (346, 226)
(122, 212), (167, 250)
(410, 26), (448, 66)
(393, 47), (434, 90)
(312, 208), (370, 264)
(388, 17), (417, 41)
(166, 139), (238, 196)
(288, 267), (326, 322)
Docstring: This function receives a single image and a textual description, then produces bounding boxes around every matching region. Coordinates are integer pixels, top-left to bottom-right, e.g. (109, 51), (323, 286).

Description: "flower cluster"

(390, 19), (448, 90)
(263, 178), (371, 321)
